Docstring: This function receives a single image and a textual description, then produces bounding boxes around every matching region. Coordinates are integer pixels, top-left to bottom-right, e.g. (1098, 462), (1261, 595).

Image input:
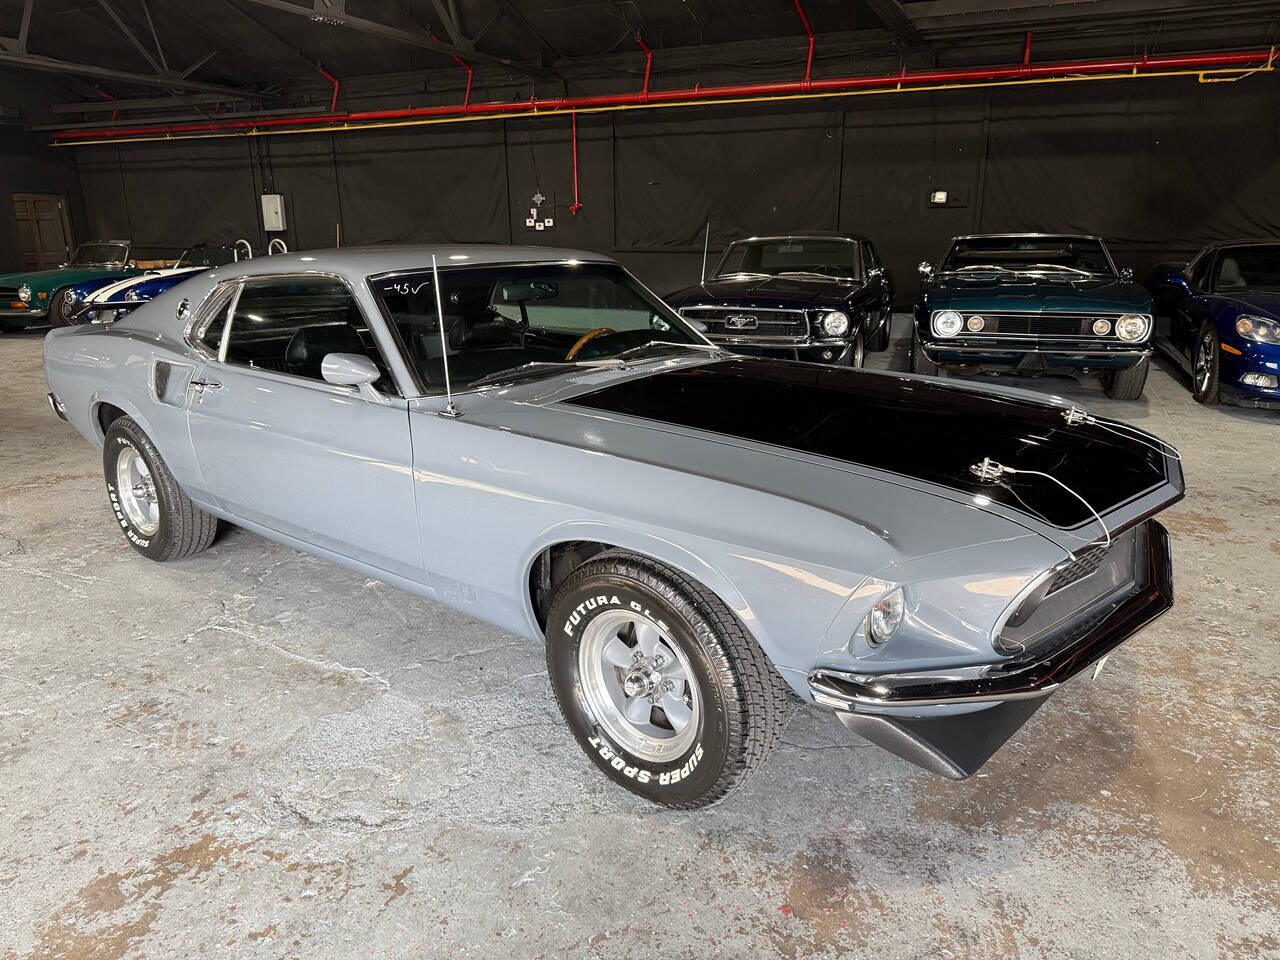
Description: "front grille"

(957, 312), (1123, 339)
(0, 287), (18, 299)
(679, 306), (809, 341)
(1044, 542), (1108, 595)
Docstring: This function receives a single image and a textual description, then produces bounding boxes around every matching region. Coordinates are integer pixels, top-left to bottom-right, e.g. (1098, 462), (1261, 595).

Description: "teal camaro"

(0, 241), (142, 331)
(912, 234), (1155, 400)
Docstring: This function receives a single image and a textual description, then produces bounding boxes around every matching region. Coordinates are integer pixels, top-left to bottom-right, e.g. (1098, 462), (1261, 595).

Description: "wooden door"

(11, 193), (72, 271)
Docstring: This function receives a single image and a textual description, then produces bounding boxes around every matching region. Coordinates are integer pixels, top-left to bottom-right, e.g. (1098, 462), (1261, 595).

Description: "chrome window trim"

(185, 279), (242, 360)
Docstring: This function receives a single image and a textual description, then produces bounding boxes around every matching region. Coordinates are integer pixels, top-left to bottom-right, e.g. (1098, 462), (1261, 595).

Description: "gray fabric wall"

(60, 76), (1280, 302)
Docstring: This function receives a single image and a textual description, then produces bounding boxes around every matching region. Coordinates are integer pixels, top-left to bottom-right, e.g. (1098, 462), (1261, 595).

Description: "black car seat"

(285, 323), (369, 380)
(1218, 257), (1247, 289)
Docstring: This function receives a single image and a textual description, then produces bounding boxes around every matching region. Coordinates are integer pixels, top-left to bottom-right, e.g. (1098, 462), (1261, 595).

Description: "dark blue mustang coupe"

(1147, 240), (1280, 409)
(913, 234), (1154, 400)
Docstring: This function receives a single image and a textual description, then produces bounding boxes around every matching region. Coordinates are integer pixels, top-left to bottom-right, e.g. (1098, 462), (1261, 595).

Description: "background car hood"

(667, 274), (860, 306)
(1215, 291), (1280, 321)
(0, 266), (117, 288)
(927, 275), (1152, 314)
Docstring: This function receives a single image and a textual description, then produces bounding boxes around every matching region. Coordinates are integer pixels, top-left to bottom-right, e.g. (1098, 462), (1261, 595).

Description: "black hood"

(668, 273), (860, 307)
(564, 358), (1179, 533)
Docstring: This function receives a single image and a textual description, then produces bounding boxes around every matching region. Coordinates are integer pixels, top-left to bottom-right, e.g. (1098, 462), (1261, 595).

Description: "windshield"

(371, 262), (705, 393)
(177, 245), (239, 268)
(715, 238), (860, 280)
(941, 236), (1114, 275)
(70, 242), (129, 266)
(1213, 245), (1280, 293)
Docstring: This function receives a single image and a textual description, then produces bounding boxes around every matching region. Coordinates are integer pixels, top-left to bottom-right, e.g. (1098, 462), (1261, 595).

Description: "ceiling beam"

(0, 49), (253, 95)
(863, 0), (924, 45)
(94, 0), (166, 76)
(428, 0), (468, 50)
(18, 0), (34, 52)
(240, 0), (554, 79)
(490, 0), (560, 63)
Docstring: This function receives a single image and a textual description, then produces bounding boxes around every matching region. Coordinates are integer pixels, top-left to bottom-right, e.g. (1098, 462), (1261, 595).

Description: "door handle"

(190, 379), (223, 404)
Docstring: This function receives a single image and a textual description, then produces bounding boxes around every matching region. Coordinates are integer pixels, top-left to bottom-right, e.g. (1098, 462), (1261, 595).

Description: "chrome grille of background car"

(0, 286), (20, 301)
(964, 313), (1124, 338)
(678, 306), (810, 342)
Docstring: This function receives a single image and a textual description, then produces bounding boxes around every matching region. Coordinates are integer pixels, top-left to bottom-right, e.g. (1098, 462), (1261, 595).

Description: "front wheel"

(848, 331), (866, 368)
(909, 327), (940, 376)
(545, 552), (789, 809)
(1102, 356), (1150, 400)
(1191, 323), (1221, 404)
(103, 415), (219, 561)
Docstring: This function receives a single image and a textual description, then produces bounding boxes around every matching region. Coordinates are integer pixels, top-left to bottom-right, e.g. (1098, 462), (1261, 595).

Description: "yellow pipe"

(54, 62), (1274, 147)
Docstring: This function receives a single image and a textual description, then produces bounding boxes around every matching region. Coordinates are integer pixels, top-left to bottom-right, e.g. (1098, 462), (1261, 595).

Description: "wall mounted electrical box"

(261, 194), (286, 231)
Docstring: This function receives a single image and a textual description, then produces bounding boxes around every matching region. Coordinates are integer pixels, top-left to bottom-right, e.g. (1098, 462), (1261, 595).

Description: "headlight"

(867, 588), (905, 646)
(932, 310), (963, 338)
(820, 310), (850, 338)
(17, 284), (31, 303)
(1115, 314), (1150, 342)
(1237, 315), (1280, 343)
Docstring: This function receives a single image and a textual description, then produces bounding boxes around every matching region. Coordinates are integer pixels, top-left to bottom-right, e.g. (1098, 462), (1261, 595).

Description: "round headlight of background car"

(1237, 315), (1279, 342)
(18, 284), (31, 304)
(933, 310), (963, 338)
(821, 310), (850, 338)
(1115, 314), (1150, 342)
(867, 588), (905, 646)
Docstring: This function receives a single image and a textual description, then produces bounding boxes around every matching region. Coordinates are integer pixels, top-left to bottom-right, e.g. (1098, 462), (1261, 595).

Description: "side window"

(195, 283), (236, 356)
(223, 276), (395, 393)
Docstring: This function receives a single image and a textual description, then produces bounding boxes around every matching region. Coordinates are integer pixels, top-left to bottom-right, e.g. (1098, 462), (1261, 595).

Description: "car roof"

(202, 244), (615, 279)
(950, 233), (1103, 242)
(731, 231), (871, 243)
(1205, 238), (1280, 250)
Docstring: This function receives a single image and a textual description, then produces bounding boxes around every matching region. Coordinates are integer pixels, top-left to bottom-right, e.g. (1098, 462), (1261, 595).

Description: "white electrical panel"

(261, 194), (286, 232)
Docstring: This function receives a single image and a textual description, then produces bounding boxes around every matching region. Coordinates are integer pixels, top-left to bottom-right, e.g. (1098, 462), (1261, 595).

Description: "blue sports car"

(1147, 241), (1280, 408)
(67, 244), (243, 325)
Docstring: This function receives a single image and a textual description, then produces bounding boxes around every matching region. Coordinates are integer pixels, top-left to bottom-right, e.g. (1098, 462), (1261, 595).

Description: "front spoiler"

(808, 519), (1174, 778)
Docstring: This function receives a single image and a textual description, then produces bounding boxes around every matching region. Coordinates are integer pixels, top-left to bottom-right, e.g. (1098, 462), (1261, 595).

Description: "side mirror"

(918, 262), (933, 277)
(1119, 267), (1134, 281)
(322, 353), (387, 404)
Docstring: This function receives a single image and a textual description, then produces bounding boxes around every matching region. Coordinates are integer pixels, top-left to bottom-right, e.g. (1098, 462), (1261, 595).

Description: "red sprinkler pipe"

(793, 0), (816, 86)
(318, 65), (340, 113)
(570, 111), (583, 215)
(1023, 32), (1033, 72)
(635, 34), (653, 97)
(50, 46), (1276, 142)
(430, 32), (474, 108)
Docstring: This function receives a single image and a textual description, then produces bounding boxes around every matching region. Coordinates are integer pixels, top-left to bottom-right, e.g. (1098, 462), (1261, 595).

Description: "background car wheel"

(545, 551), (789, 809)
(47, 288), (75, 328)
(1102, 356), (1150, 400)
(102, 415), (218, 561)
(909, 327), (940, 376)
(1191, 323), (1221, 405)
(849, 331), (866, 368)
(871, 311), (892, 352)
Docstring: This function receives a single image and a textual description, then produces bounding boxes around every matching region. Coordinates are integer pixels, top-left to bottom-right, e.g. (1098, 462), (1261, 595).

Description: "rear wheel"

(1191, 323), (1221, 405)
(103, 415), (218, 561)
(545, 552), (789, 808)
(909, 327), (940, 376)
(1102, 356), (1149, 400)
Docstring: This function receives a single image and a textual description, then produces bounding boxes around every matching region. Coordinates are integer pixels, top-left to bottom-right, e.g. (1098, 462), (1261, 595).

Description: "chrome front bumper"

(808, 519), (1173, 777)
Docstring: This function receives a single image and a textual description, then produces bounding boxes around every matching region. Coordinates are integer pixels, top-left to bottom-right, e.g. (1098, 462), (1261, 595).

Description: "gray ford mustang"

(43, 245), (1184, 808)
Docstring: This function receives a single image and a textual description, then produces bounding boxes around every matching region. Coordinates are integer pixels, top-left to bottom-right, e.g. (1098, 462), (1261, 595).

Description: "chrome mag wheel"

(579, 609), (700, 763)
(115, 445), (159, 536)
(1194, 331), (1214, 394)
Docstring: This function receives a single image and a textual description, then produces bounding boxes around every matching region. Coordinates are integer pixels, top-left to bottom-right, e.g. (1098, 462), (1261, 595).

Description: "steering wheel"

(565, 327), (616, 360)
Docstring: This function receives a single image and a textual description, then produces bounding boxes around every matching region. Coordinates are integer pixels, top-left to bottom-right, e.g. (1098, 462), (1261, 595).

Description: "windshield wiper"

(1019, 263), (1095, 276)
(713, 271), (772, 281)
(952, 264), (1018, 275)
(777, 270), (851, 281)
(467, 358), (626, 390)
(611, 340), (722, 363)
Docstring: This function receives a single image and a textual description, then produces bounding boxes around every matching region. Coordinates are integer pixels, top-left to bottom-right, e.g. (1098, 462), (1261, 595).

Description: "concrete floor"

(1, 319), (1278, 960)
